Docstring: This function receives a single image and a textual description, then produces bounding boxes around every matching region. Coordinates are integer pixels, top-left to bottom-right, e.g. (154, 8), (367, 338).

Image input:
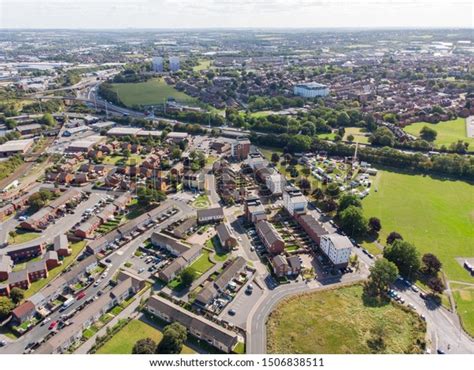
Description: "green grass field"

(111, 78), (197, 107)
(343, 127), (370, 144)
(193, 59), (212, 71)
(362, 169), (474, 283)
(188, 249), (215, 277)
(362, 169), (474, 335)
(8, 230), (41, 245)
(267, 285), (426, 354)
(192, 194), (210, 209)
(96, 319), (195, 354)
(450, 282), (474, 336)
(403, 118), (474, 147)
(317, 132), (337, 141)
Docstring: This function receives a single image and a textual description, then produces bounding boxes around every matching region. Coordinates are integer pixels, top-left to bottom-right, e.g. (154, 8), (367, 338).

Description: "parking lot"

(218, 278), (263, 330)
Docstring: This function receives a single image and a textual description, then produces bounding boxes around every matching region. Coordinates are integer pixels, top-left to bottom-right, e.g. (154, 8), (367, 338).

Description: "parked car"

(48, 321), (58, 330)
(228, 309), (236, 316)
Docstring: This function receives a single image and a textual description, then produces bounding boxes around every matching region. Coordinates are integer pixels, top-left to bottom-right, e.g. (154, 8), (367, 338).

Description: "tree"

(326, 183), (340, 197)
(298, 178), (311, 194)
(171, 147), (182, 160)
(383, 240), (421, 280)
(420, 126), (437, 142)
(271, 153), (280, 163)
(338, 194), (361, 212)
(137, 187), (166, 206)
(339, 205), (368, 237)
(321, 198), (337, 212)
(156, 323), (188, 354)
(336, 111), (351, 126)
(347, 134), (355, 143)
(0, 297), (14, 320)
(10, 287), (24, 304)
(366, 258), (399, 297)
(180, 268), (196, 287)
(427, 276), (445, 295)
(422, 253), (442, 276)
(386, 231), (403, 245)
(368, 217), (382, 233)
(40, 113), (56, 127)
(132, 338), (157, 354)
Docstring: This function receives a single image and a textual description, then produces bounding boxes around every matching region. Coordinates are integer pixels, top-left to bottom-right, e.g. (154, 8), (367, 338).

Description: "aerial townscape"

(0, 24), (473, 359)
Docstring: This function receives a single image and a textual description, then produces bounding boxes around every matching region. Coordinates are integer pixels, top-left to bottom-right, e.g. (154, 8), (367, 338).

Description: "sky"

(0, 0), (472, 29)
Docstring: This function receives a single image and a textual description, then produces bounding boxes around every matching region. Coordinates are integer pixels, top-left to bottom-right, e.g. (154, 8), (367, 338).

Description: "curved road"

(247, 271), (474, 354)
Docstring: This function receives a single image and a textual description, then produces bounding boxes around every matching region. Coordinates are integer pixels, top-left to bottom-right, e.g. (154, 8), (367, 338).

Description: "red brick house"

(44, 251), (61, 270)
(8, 270), (30, 290)
(11, 300), (36, 324)
(256, 220), (285, 255)
(27, 260), (48, 282)
(53, 234), (71, 257)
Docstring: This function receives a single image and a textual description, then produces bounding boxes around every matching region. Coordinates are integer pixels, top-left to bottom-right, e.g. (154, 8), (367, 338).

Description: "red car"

(48, 321), (58, 330)
(76, 292), (86, 300)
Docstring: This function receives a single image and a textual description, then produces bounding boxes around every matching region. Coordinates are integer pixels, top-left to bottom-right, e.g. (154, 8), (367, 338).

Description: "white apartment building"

(293, 82), (329, 98)
(266, 173), (285, 195)
(169, 56), (180, 72)
(283, 186), (307, 216)
(152, 56), (163, 72)
(320, 233), (352, 267)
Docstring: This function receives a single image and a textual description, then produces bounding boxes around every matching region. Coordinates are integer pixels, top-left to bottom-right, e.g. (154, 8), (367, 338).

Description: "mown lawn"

(102, 154), (143, 166)
(362, 169), (474, 335)
(343, 127), (370, 144)
(111, 78), (197, 107)
(193, 59), (212, 71)
(267, 285), (426, 354)
(362, 169), (474, 284)
(403, 118), (473, 147)
(8, 229), (41, 245)
(450, 282), (474, 336)
(192, 194), (210, 209)
(96, 319), (195, 354)
(188, 249), (215, 276)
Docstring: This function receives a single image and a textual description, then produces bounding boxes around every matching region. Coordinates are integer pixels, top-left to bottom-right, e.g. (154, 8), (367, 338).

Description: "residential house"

(11, 300), (36, 324)
(215, 223), (237, 251)
(53, 234), (71, 257)
(27, 260), (48, 282)
(8, 270), (30, 290)
(272, 255), (289, 277)
(295, 212), (328, 246)
(147, 295), (239, 353)
(196, 207), (224, 224)
(6, 243), (45, 263)
(0, 255), (13, 281)
(183, 171), (205, 190)
(244, 196), (266, 223)
(44, 251), (61, 270)
(256, 220), (285, 255)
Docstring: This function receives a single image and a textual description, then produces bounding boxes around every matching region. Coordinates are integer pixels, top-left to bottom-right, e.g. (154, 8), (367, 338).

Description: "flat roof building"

(0, 139), (34, 157)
